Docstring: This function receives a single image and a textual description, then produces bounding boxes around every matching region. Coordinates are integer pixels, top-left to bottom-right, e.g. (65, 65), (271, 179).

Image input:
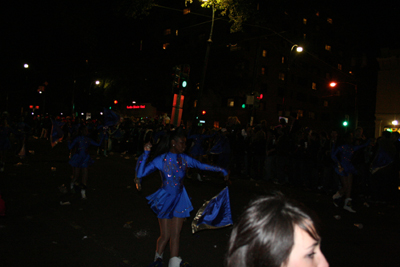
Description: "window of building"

(230, 44), (240, 52)
(316, 11), (320, 17)
(163, 43), (170, 49)
(309, 111), (315, 119)
(281, 56), (286, 64)
(176, 30), (179, 36)
(298, 110), (304, 117)
(227, 99), (235, 107)
(164, 29), (171, 35)
(214, 121), (219, 128)
(312, 82), (317, 90)
(262, 49), (267, 57)
(261, 67), (267, 75)
(325, 72), (331, 79)
(303, 18), (307, 25)
(194, 100), (197, 107)
(303, 33), (307, 39)
(338, 63), (342, 70)
(279, 72), (285, 81)
(324, 100), (328, 107)
(325, 44), (331, 51)
(327, 18), (333, 24)
(183, 8), (190, 15)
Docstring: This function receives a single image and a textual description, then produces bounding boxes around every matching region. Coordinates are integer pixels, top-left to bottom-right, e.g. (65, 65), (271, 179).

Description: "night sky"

(2, 1), (399, 115)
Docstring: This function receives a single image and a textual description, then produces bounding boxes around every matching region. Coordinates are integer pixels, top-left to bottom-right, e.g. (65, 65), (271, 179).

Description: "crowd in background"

(1, 111), (399, 206)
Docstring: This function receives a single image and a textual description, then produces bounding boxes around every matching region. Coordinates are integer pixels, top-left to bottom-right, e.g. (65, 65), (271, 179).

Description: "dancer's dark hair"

(225, 193), (321, 267)
(150, 126), (186, 160)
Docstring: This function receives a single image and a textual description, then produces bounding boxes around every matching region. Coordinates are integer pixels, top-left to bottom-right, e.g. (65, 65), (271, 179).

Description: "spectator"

(226, 193), (329, 267)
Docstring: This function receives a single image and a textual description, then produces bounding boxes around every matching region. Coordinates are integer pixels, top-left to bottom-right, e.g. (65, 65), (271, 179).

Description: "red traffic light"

(114, 100), (118, 104)
(257, 94), (263, 100)
(202, 110), (206, 115)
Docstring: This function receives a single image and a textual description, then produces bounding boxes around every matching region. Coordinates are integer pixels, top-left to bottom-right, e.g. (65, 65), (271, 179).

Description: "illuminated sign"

(127, 105), (146, 109)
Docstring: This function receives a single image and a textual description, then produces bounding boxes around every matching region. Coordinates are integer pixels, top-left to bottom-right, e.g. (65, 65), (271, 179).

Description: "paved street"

(0, 137), (399, 267)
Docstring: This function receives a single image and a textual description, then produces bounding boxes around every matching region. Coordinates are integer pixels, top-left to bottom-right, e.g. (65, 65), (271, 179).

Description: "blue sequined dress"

(331, 140), (370, 176)
(68, 136), (103, 168)
(136, 151), (228, 219)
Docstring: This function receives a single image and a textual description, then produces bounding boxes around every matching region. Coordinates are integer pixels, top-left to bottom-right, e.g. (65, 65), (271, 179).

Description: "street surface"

(0, 137), (399, 267)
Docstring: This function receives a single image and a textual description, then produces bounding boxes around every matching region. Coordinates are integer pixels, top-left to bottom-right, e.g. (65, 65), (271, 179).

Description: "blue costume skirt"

(335, 162), (357, 177)
(69, 153), (94, 168)
(146, 186), (193, 219)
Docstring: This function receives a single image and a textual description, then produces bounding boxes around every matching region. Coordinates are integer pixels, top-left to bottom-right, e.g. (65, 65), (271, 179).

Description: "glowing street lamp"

(24, 63), (29, 69)
(392, 120), (398, 126)
(291, 44), (303, 53)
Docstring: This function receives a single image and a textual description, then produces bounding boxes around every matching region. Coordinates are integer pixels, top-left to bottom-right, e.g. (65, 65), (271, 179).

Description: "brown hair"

(225, 193), (321, 267)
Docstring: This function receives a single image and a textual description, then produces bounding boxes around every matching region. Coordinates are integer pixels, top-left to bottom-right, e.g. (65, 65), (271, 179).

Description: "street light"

(24, 63), (29, 69)
(329, 81), (358, 128)
(287, 44), (303, 70)
(291, 44), (303, 53)
(195, 0), (216, 119)
(283, 44), (303, 115)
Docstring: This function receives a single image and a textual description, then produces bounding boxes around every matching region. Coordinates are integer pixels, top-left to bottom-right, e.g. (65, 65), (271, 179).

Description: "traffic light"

(202, 110), (206, 115)
(343, 121), (348, 127)
(172, 64), (190, 94)
(242, 104), (246, 109)
(114, 100), (118, 104)
(181, 79), (187, 88)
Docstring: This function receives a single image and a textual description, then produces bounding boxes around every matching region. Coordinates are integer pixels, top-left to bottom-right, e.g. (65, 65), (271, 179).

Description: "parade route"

(0, 137), (399, 266)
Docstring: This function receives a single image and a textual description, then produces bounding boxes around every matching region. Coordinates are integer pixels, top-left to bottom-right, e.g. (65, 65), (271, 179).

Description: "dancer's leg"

(156, 218), (172, 255)
(169, 217), (184, 258)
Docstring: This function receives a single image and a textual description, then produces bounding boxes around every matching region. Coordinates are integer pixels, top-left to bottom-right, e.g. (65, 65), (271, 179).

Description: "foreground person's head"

(226, 194), (328, 267)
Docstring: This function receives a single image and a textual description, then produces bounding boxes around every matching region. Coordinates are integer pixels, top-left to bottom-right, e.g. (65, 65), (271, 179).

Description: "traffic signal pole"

(195, 4), (215, 121)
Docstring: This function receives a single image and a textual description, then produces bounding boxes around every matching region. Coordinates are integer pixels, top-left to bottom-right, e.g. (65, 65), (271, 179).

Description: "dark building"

(134, 1), (359, 131)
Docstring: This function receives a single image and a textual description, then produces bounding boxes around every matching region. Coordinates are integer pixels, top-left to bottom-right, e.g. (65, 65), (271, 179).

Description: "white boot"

(169, 256), (182, 267)
(81, 189), (86, 199)
(343, 198), (356, 213)
(154, 251), (163, 262)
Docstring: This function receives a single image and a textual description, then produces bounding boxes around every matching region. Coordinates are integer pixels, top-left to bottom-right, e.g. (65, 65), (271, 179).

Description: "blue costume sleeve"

(183, 154), (228, 176)
(68, 137), (78, 150)
(136, 151), (160, 179)
(89, 135), (104, 147)
(353, 139), (371, 152)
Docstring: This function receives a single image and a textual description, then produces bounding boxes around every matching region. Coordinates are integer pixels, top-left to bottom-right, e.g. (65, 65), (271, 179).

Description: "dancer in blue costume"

(135, 128), (229, 267)
(331, 132), (370, 212)
(68, 125), (104, 199)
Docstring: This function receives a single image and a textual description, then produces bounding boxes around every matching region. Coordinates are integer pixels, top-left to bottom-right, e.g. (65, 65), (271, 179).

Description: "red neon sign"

(126, 105), (146, 109)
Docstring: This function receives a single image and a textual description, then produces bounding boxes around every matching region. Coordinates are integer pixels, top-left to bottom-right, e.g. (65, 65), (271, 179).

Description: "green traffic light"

(343, 121), (348, 126)
(242, 104), (246, 108)
(182, 81), (187, 88)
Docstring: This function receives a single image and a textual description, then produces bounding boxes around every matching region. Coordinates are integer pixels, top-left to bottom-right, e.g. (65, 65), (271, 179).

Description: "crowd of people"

(1, 111), (399, 208)
(2, 110), (400, 266)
